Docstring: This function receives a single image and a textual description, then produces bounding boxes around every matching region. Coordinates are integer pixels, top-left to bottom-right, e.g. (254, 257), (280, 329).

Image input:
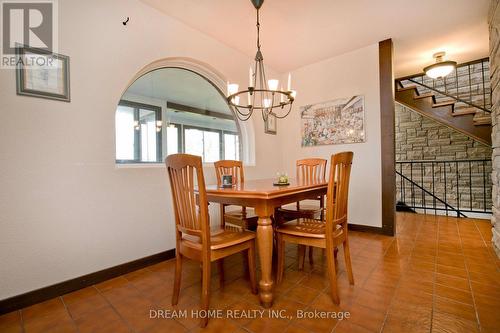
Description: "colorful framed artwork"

(301, 95), (365, 146)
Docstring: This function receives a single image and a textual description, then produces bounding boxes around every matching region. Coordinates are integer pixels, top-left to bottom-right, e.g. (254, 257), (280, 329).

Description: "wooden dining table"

(204, 178), (328, 307)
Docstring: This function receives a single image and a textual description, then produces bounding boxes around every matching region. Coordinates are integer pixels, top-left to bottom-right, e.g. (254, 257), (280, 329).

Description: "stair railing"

(396, 58), (491, 113)
(396, 170), (466, 217)
(396, 159), (492, 217)
(404, 78), (490, 113)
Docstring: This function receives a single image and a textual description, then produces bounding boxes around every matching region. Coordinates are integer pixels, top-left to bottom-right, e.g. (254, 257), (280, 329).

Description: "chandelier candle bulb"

(228, 83), (239, 95)
(290, 90), (297, 99)
(248, 92), (252, 106)
(268, 79), (279, 91)
(263, 98), (271, 108)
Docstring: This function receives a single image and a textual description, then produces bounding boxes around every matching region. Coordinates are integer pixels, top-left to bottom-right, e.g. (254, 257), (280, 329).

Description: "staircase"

(395, 58), (492, 146)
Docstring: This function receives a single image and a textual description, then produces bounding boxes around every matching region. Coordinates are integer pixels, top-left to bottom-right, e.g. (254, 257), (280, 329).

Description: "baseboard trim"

(0, 249), (175, 315)
(348, 223), (385, 234)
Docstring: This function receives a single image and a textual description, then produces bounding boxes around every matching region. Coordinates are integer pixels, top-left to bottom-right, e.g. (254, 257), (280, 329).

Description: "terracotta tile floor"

(1, 212), (499, 333)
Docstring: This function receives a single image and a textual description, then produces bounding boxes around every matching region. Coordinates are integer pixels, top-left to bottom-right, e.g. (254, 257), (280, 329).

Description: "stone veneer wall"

(490, 0), (500, 257)
(395, 103), (492, 212)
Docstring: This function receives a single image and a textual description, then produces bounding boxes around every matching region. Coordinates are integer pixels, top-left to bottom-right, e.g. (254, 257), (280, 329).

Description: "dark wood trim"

(119, 99), (162, 113)
(348, 223), (385, 234)
(167, 101), (234, 120)
(379, 39), (396, 236)
(0, 249), (175, 315)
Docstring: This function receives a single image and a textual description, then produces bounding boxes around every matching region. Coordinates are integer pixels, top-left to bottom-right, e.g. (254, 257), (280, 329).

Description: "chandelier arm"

(233, 105), (254, 121)
(260, 56), (267, 90)
(234, 104), (253, 117)
(261, 108), (269, 122)
(273, 102), (294, 119)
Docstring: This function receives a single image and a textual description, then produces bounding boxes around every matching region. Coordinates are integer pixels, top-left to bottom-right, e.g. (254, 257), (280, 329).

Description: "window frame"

(116, 100), (162, 164)
(166, 123), (240, 161)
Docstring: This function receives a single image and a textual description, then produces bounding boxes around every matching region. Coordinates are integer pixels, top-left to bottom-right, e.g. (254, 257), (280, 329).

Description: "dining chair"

(276, 158), (327, 221)
(214, 160), (258, 230)
(166, 154), (257, 327)
(276, 151), (354, 304)
(275, 158), (327, 267)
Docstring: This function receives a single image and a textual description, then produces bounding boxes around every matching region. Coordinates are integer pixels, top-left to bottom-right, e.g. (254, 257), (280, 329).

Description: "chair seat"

(225, 208), (258, 221)
(224, 208), (259, 231)
(276, 218), (342, 239)
(277, 204), (323, 214)
(182, 228), (255, 250)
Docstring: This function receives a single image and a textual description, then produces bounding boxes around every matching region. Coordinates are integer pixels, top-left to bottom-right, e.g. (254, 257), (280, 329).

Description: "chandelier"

(227, 0), (296, 122)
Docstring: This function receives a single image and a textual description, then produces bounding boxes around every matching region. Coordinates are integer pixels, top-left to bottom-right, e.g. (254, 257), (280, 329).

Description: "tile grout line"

(379, 213), (427, 333)
(59, 296), (79, 332)
(430, 214), (441, 333)
(92, 285), (136, 333)
(354, 233), (400, 333)
(455, 220), (482, 332)
(470, 219), (500, 271)
(19, 309), (25, 333)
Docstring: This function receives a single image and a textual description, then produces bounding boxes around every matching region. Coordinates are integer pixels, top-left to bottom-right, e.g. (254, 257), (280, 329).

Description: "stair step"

(452, 108), (477, 116)
(473, 116), (492, 126)
(397, 85), (417, 92)
(433, 101), (455, 108)
(415, 93), (434, 100)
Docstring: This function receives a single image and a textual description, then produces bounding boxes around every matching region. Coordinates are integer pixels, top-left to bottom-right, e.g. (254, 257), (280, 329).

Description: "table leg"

(255, 207), (274, 307)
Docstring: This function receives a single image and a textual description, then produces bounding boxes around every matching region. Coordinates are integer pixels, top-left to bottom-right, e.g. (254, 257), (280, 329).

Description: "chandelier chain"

(256, 9), (261, 51)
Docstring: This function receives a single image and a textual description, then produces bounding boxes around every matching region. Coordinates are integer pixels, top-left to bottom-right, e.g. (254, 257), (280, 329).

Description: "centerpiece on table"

(273, 172), (289, 186)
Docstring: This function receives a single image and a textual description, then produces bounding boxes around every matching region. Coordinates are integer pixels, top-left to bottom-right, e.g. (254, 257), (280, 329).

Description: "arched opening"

(115, 58), (255, 165)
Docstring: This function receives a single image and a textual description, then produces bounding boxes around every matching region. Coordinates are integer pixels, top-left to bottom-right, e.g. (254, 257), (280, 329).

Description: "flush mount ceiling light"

(226, 0), (296, 122)
(423, 52), (457, 79)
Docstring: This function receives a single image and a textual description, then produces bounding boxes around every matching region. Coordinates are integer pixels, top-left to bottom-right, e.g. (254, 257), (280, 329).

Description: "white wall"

(277, 44), (382, 228)
(0, 0), (282, 299)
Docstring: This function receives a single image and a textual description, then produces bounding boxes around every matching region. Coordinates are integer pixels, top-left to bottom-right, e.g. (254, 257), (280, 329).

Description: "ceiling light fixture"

(423, 52), (457, 79)
(227, 0), (296, 122)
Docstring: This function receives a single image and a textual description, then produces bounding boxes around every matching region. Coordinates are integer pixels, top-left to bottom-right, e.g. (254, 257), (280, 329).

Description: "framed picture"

(265, 112), (277, 135)
(16, 46), (70, 102)
(301, 95), (365, 146)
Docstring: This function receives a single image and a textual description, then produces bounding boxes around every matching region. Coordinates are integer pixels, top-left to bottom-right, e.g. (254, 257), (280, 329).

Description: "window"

(115, 67), (241, 164)
(184, 127), (221, 163)
(172, 124), (239, 162)
(224, 133), (240, 161)
(115, 100), (162, 163)
(166, 124), (180, 156)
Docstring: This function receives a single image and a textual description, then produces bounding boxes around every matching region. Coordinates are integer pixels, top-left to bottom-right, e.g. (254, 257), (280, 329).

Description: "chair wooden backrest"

(296, 158), (327, 183)
(166, 154), (210, 247)
(214, 160), (244, 186)
(294, 158), (327, 211)
(325, 152), (353, 234)
(214, 160), (248, 221)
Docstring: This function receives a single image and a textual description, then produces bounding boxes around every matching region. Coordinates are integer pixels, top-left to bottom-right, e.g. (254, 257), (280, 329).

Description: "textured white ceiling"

(140, 0), (489, 77)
